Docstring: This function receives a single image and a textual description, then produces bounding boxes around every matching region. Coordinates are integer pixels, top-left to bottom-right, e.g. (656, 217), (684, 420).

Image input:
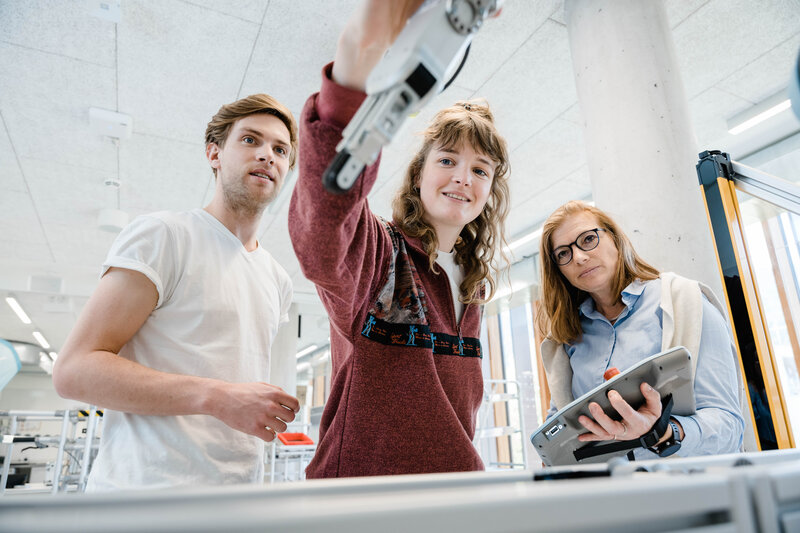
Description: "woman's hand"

(577, 382), (663, 442)
(333, 0), (425, 91)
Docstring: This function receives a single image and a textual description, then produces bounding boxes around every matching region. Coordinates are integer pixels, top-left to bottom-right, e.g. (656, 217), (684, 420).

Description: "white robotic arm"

(323, 0), (503, 193)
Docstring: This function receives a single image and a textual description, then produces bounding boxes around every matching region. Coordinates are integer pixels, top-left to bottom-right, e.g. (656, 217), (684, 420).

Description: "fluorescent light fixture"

(728, 90), (791, 135)
(296, 344), (318, 359)
(49, 352), (58, 361)
(506, 227), (543, 254)
(502, 199), (594, 257)
(5, 296), (32, 324)
(32, 331), (51, 350)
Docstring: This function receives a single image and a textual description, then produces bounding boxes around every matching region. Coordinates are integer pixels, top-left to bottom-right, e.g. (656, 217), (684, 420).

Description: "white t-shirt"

(86, 209), (292, 492)
(436, 249), (465, 323)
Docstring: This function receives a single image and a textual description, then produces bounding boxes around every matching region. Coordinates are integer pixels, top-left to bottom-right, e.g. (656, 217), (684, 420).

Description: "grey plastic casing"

(530, 346), (695, 467)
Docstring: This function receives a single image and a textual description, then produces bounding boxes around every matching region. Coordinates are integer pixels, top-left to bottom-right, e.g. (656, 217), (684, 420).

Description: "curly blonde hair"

(392, 100), (510, 305)
(536, 201), (660, 344)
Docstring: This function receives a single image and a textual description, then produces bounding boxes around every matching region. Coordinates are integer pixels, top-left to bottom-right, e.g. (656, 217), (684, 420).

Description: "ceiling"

(1, 0), (798, 355)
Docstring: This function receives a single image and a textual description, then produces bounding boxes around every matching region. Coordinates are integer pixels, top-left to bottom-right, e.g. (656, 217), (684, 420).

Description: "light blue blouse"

(551, 278), (744, 458)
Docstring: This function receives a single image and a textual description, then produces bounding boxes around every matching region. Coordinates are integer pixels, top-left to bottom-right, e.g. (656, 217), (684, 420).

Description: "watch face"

(658, 441), (681, 457)
(657, 422), (682, 457)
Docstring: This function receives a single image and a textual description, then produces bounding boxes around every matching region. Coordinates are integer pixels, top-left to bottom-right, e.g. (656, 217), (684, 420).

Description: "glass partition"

(735, 190), (800, 441)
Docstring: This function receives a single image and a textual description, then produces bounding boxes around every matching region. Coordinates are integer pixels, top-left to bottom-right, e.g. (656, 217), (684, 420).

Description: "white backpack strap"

(660, 272), (703, 379)
(541, 338), (574, 411)
(663, 273), (755, 452)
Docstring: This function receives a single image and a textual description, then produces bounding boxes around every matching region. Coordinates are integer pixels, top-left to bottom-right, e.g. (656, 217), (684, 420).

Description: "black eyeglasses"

(551, 228), (606, 266)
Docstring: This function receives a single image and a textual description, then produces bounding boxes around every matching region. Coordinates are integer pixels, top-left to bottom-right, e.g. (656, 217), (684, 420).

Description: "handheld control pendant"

(323, 0), (503, 194)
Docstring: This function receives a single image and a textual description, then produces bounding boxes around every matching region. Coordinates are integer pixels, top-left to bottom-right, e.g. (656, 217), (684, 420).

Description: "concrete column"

(565, 0), (723, 297)
(269, 303), (298, 398)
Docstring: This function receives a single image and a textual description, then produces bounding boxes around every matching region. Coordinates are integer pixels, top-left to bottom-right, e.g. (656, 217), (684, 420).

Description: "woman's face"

(418, 141), (495, 236)
(550, 211), (620, 298)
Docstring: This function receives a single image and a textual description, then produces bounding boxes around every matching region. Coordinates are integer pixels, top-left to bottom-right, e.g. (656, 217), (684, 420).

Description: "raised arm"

(288, 0), (424, 332)
(332, 0), (424, 91)
(52, 267), (298, 442)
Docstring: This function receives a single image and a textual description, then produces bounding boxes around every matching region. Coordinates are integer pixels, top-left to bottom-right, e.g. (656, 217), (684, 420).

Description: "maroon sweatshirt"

(288, 64), (485, 478)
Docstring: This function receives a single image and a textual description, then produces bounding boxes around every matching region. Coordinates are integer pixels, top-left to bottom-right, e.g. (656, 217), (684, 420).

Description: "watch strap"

(653, 421), (682, 457)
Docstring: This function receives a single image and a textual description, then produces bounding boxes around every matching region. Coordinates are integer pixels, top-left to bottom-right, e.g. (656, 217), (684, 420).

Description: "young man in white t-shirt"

(53, 94), (301, 491)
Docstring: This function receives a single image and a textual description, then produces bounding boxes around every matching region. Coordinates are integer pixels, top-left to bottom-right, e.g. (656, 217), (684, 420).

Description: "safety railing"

(0, 407), (102, 495)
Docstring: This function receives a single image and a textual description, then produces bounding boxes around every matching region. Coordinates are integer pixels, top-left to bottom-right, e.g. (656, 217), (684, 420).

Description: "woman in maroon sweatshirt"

(289, 0), (510, 478)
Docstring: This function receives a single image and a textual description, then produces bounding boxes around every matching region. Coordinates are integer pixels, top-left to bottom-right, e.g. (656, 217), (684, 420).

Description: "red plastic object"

(603, 367), (620, 381)
(277, 432), (314, 445)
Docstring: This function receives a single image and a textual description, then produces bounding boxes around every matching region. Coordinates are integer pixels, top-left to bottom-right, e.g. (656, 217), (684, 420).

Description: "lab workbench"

(1, 450), (798, 533)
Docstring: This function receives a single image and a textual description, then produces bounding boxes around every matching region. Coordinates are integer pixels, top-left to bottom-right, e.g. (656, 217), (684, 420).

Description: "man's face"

(206, 113), (292, 216)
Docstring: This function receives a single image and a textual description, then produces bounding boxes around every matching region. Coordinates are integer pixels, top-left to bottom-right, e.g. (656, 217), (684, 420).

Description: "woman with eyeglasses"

(536, 200), (744, 459)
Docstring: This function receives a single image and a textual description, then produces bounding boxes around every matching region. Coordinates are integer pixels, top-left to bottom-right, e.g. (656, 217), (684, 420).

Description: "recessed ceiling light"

(32, 331), (51, 350)
(505, 227), (543, 255)
(727, 90), (791, 135)
(5, 296), (31, 325)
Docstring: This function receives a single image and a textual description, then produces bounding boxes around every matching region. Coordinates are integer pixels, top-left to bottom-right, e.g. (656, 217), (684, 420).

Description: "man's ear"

(206, 143), (221, 171)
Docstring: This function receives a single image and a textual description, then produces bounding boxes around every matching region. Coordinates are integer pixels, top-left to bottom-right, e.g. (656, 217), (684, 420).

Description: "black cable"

(63, 449), (82, 468)
(442, 43), (471, 91)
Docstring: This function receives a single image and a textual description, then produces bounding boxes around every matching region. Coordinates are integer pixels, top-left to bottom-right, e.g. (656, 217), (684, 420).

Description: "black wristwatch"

(653, 421), (682, 457)
(573, 394), (679, 463)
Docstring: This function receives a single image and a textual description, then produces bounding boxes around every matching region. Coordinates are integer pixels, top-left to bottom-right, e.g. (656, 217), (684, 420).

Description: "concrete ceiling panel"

(475, 20), (576, 151)
(237, 0), (359, 118)
(689, 87), (752, 149)
(0, 116), (27, 194)
(0, 42), (117, 170)
(664, 0), (711, 29)
(119, 132), (209, 213)
(117, 0), (261, 143)
(455, 0), (563, 91)
(19, 158), (110, 228)
(719, 31), (800, 104)
(673, 0), (800, 99)
(178, 0), (269, 23)
(0, 0), (116, 66)
(0, 190), (47, 245)
(505, 176), (591, 237)
(508, 118), (587, 210)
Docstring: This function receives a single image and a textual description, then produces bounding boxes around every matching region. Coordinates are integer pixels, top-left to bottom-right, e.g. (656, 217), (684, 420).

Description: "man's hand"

(53, 267), (301, 444)
(576, 382), (663, 442)
(333, 0), (425, 91)
(207, 382), (300, 442)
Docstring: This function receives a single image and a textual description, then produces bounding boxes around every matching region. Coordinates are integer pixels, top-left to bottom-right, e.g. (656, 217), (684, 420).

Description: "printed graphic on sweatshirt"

(369, 220), (428, 325)
(361, 312), (481, 358)
(361, 220), (480, 358)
